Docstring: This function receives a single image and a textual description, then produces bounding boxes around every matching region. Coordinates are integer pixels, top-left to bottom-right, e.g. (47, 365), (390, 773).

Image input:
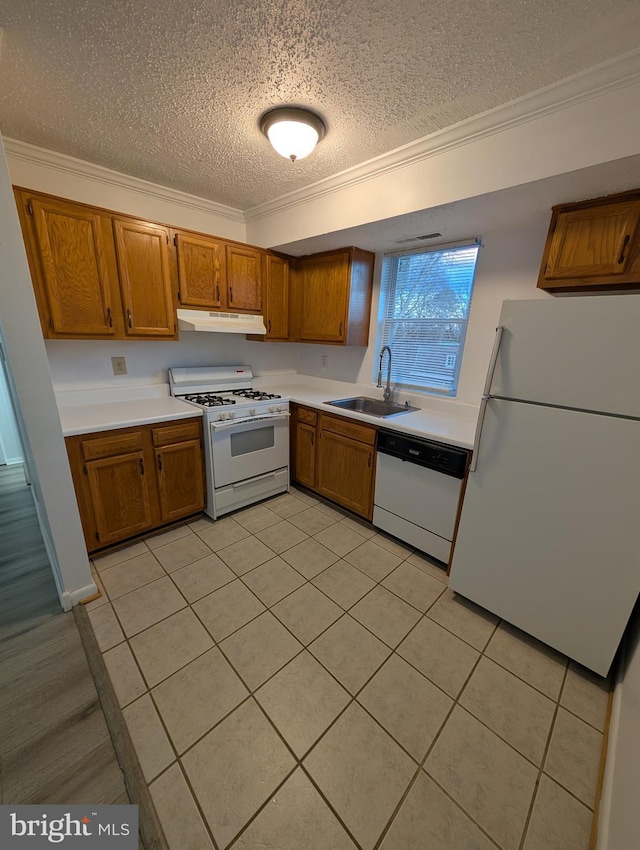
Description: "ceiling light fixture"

(260, 107), (326, 162)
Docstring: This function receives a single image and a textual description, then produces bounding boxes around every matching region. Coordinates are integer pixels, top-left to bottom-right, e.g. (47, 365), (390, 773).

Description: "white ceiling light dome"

(260, 107), (326, 162)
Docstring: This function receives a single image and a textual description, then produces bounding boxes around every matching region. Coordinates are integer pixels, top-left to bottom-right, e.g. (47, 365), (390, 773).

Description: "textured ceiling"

(1, 0), (639, 210)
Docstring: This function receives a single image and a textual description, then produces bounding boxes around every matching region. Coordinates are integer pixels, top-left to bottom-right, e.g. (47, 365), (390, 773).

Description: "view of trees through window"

(376, 243), (479, 394)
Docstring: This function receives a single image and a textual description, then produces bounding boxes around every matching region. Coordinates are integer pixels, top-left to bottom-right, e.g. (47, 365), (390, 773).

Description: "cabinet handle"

(368, 452), (372, 468)
(139, 458), (144, 475)
(106, 307), (113, 327)
(216, 284), (220, 302)
(618, 234), (631, 264)
(157, 454), (163, 471)
(268, 319), (271, 334)
(339, 322), (343, 337)
(311, 433), (314, 446)
(127, 309), (133, 328)
(229, 286), (233, 303)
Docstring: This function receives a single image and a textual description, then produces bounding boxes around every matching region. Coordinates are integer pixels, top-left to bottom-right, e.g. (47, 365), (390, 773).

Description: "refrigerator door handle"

(482, 325), (505, 396)
(470, 396), (489, 472)
(471, 326), (504, 473)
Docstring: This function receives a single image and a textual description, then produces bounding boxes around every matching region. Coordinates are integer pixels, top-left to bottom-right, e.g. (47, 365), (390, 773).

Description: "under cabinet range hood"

(176, 309), (267, 334)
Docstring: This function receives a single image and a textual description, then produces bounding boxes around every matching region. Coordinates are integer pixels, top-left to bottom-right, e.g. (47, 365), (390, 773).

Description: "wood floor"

(0, 463), (129, 806)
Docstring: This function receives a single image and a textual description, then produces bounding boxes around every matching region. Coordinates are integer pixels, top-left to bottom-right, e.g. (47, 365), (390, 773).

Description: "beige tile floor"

(86, 487), (611, 850)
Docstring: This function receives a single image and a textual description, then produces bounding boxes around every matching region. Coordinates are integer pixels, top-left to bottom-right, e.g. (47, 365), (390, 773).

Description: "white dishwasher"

(373, 430), (470, 564)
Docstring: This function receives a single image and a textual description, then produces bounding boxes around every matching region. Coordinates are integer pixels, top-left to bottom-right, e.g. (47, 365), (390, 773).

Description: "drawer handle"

(618, 234), (631, 264)
(127, 308), (133, 328)
(139, 458), (144, 475)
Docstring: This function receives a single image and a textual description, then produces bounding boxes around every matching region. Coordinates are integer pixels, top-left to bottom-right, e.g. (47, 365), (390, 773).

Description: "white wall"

(47, 334), (300, 391)
(294, 219), (551, 406)
(0, 135), (93, 606)
(245, 73), (640, 249)
(46, 218), (551, 406)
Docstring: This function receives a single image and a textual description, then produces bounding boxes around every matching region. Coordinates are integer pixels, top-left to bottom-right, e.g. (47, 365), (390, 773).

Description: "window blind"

(377, 242), (479, 394)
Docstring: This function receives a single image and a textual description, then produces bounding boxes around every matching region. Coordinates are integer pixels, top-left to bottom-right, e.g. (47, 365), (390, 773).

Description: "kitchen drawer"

(152, 418), (202, 446)
(296, 406), (318, 426)
(319, 412), (376, 445)
(81, 430), (144, 460)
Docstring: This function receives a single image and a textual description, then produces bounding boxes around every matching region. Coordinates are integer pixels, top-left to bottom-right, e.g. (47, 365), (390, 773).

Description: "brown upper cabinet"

(17, 193), (119, 338)
(262, 254), (290, 340)
(15, 188), (178, 340)
(226, 244), (262, 312)
(174, 230), (262, 314)
(291, 248), (374, 345)
(538, 189), (640, 292)
(113, 217), (175, 337)
(174, 231), (226, 309)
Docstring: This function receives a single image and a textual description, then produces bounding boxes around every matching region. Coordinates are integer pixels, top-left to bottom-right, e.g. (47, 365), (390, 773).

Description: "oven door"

(210, 413), (290, 488)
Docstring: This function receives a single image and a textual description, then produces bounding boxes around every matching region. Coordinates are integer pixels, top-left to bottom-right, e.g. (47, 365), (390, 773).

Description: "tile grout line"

(372, 621), (500, 850)
(517, 661), (571, 850)
(87, 497), (605, 850)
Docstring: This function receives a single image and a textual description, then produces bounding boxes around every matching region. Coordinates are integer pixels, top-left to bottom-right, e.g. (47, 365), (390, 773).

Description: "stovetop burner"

(183, 393), (237, 407)
(231, 390), (282, 401)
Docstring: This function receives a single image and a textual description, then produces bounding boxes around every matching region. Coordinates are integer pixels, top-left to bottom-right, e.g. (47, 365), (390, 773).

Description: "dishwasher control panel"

(377, 430), (469, 479)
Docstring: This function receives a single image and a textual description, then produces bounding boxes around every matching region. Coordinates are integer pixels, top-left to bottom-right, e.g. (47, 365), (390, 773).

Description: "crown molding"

(3, 138), (244, 223)
(244, 48), (640, 222)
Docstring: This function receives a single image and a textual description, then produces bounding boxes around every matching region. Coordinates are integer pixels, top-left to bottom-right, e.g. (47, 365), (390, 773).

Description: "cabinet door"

(226, 245), (262, 312)
(544, 202), (640, 281)
(264, 254), (289, 339)
(113, 218), (176, 337)
(294, 421), (317, 488)
(299, 253), (349, 342)
(317, 430), (375, 519)
(175, 232), (226, 309)
(29, 195), (117, 337)
(155, 439), (205, 522)
(86, 451), (153, 545)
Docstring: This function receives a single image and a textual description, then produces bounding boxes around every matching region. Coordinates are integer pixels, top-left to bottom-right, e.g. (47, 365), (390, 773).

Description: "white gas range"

(168, 366), (289, 519)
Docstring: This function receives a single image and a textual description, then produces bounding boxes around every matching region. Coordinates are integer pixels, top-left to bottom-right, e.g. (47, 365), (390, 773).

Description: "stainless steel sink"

(325, 396), (419, 418)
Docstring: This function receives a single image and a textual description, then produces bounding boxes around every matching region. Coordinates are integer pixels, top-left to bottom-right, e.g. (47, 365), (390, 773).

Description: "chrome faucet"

(377, 345), (393, 403)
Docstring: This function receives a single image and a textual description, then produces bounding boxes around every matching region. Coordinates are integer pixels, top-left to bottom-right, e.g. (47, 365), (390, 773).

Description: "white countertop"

(55, 375), (478, 447)
(56, 385), (202, 436)
(258, 377), (477, 450)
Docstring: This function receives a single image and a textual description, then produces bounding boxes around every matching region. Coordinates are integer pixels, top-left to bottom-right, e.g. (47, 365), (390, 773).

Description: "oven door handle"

(209, 412), (290, 431)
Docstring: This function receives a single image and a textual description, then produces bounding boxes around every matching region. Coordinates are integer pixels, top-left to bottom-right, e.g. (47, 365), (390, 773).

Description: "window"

(375, 241), (480, 395)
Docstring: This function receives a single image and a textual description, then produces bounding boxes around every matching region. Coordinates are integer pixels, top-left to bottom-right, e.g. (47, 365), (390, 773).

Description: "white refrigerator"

(449, 294), (640, 676)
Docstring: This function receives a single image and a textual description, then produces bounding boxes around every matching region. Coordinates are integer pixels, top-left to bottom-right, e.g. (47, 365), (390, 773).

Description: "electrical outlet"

(111, 356), (127, 376)
(321, 355), (328, 369)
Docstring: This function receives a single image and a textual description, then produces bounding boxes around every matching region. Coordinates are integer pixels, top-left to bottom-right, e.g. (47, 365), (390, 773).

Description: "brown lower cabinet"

(291, 404), (377, 520)
(66, 417), (205, 553)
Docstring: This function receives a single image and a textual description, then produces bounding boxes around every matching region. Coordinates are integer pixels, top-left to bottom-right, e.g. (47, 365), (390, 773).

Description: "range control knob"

(229, 412), (236, 419)
(276, 404), (284, 412)
(249, 408), (256, 416)
(268, 405), (276, 413)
